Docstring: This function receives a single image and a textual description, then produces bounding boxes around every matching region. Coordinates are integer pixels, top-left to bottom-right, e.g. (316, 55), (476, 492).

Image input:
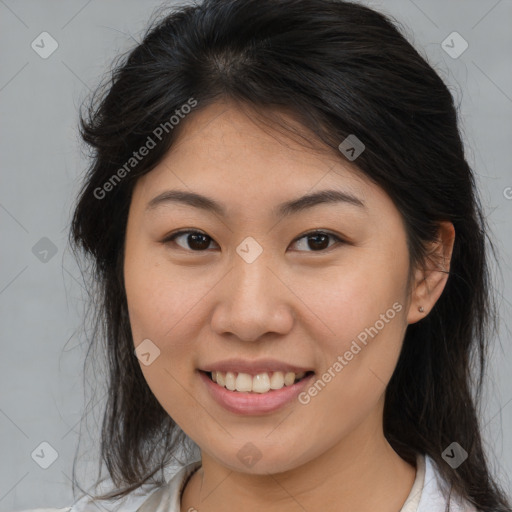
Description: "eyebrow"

(145, 188), (366, 218)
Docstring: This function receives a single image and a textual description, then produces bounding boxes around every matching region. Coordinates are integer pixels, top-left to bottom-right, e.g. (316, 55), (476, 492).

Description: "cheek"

(293, 265), (407, 445)
(124, 257), (168, 343)
(124, 252), (204, 424)
(297, 255), (408, 345)
(124, 247), (200, 344)
(299, 243), (409, 391)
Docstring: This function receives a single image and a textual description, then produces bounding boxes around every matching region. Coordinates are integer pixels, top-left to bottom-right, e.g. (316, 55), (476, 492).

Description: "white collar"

(135, 460), (201, 512)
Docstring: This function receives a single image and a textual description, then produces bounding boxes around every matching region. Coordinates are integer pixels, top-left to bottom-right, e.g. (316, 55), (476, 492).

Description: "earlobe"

(407, 221), (455, 324)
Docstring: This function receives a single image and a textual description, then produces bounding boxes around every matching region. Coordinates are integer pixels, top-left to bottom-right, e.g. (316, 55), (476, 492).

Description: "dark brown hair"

(68, 0), (510, 510)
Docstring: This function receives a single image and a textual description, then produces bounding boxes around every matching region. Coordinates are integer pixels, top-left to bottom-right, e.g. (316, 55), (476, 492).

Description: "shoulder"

(17, 460), (202, 512)
(418, 454), (478, 512)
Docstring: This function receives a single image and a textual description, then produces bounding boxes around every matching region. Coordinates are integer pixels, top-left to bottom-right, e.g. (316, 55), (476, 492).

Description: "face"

(123, 101), (416, 475)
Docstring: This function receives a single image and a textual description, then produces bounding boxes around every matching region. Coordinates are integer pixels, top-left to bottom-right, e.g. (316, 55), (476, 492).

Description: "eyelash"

(162, 229), (347, 253)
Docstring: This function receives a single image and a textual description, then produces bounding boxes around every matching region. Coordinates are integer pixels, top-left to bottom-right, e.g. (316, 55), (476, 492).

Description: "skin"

(123, 100), (455, 512)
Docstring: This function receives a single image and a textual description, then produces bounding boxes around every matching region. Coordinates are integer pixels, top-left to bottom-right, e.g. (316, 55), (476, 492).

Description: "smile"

(199, 370), (316, 415)
(207, 370), (313, 393)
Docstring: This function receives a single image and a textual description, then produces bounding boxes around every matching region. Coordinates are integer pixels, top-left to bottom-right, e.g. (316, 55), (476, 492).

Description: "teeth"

(252, 373), (271, 393)
(270, 371), (285, 390)
(225, 371), (236, 391)
(209, 370), (307, 393)
(235, 372), (253, 392)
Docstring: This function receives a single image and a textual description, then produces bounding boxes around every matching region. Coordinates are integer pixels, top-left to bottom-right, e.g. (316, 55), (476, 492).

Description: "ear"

(407, 221), (455, 324)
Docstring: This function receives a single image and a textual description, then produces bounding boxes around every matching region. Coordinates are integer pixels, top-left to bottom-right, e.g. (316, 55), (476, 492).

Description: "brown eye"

(165, 230), (218, 251)
(291, 231), (344, 252)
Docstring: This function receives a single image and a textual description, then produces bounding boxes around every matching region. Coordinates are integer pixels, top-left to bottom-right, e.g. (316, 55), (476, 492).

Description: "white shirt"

(15, 453), (478, 512)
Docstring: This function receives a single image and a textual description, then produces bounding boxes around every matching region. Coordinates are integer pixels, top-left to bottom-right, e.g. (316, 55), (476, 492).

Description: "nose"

(210, 249), (294, 342)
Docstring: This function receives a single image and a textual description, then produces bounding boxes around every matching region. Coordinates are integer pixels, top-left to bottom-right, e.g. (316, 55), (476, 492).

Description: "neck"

(181, 420), (416, 512)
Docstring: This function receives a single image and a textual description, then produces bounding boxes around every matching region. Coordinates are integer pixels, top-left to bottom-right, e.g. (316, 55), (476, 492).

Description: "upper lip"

(200, 358), (314, 376)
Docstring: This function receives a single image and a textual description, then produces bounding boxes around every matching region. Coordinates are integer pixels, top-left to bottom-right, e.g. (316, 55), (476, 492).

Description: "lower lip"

(198, 370), (315, 415)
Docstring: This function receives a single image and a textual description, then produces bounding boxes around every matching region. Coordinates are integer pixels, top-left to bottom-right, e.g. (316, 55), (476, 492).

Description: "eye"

(290, 230), (345, 252)
(162, 229), (346, 253)
(163, 230), (218, 251)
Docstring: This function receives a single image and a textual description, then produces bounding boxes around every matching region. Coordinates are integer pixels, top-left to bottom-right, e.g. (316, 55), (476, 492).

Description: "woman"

(20, 0), (511, 511)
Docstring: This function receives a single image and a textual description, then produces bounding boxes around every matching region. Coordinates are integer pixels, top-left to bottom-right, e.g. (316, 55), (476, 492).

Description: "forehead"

(134, 101), (374, 205)
(168, 101), (357, 172)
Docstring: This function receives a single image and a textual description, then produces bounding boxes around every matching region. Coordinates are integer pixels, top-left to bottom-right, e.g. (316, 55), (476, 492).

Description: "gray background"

(1, 0), (511, 510)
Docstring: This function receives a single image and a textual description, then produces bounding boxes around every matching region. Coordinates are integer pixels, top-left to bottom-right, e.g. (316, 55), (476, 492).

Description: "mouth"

(200, 369), (315, 394)
(199, 369), (316, 415)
